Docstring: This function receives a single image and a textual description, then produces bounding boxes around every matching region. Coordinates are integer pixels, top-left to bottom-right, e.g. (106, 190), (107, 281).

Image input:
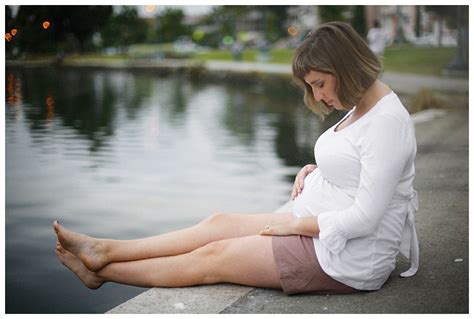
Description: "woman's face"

(304, 71), (344, 111)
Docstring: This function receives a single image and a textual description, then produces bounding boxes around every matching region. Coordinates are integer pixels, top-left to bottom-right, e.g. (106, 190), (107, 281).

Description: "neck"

(354, 80), (390, 115)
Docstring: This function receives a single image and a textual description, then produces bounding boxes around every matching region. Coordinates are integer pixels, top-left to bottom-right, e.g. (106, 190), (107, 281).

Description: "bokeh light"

(6, 73), (22, 110)
(223, 35), (234, 46)
(288, 26), (298, 36)
(193, 29), (205, 42)
(42, 21), (50, 30)
(11, 29), (18, 36)
(5, 33), (12, 42)
(145, 5), (155, 13)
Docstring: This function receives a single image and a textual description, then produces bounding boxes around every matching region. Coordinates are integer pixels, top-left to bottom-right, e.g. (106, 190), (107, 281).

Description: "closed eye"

(309, 80), (324, 88)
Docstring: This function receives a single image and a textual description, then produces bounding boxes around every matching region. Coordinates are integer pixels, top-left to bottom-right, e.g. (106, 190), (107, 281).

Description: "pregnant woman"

(53, 21), (419, 295)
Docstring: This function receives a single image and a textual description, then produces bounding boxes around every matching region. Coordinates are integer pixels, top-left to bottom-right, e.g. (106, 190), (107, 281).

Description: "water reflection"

(46, 95), (55, 121)
(6, 72), (22, 119)
(6, 67), (343, 313)
(169, 76), (188, 116)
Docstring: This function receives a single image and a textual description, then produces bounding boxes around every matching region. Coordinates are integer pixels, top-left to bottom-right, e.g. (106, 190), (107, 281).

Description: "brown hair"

(292, 21), (382, 119)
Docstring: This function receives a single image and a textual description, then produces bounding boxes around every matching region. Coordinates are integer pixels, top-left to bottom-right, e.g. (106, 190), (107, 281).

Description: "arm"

(317, 115), (414, 254)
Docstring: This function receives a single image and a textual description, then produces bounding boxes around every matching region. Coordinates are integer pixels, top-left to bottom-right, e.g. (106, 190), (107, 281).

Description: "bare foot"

(55, 242), (104, 289)
(53, 220), (109, 272)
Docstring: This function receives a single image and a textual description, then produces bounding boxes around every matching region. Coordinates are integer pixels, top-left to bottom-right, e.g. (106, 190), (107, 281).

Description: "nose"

(313, 88), (324, 102)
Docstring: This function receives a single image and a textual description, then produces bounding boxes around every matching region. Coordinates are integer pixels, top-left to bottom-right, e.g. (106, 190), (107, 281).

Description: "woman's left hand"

(259, 223), (296, 236)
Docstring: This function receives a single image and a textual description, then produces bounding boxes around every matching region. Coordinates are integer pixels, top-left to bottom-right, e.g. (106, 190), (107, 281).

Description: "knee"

(192, 239), (229, 259)
(190, 239), (231, 283)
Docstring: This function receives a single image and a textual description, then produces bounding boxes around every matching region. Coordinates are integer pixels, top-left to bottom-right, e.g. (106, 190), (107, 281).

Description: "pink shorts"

(272, 235), (359, 295)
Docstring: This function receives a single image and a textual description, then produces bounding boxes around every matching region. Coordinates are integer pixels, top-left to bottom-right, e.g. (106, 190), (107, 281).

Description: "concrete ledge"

(106, 284), (254, 314)
(410, 108), (447, 124)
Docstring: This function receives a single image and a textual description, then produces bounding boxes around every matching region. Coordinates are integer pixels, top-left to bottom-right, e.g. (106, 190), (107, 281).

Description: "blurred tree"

(5, 6), (15, 57)
(351, 5), (366, 36)
(393, 6), (407, 43)
(425, 5), (463, 29)
(196, 6), (291, 47)
(425, 5), (468, 71)
(319, 6), (348, 23)
(153, 8), (190, 43)
(415, 6), (421, 38)
(192, 6), (245, 47)
(10, 5), (112, 54)
(261, 6), (290, 42)
(5, 6), (14, 29)
(100, 6), (148, 52)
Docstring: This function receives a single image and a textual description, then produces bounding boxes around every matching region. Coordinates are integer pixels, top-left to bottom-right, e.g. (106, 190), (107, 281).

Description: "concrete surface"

(107, 284), (254, 314)
(107, 105), (468, 313)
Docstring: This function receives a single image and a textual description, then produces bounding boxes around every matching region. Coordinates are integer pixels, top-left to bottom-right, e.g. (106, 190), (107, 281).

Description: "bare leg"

(54, 212), (293, 271)
(57, 235), (281, 290)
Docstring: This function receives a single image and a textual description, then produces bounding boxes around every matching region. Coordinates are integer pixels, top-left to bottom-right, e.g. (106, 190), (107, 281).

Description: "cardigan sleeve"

(318, 114), (412, 255)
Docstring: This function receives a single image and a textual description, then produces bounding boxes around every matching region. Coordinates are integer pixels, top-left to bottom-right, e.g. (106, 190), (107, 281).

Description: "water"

(5, 67), (343, 313)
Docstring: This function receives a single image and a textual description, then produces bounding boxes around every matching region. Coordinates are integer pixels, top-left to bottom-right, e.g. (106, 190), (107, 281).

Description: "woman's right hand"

(291, 164), (317, 200)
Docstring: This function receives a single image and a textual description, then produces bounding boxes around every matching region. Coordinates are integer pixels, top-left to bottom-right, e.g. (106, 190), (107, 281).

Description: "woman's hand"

(259, 217), (320, 237)
(291, 164), (317, 200)
(259, 221), (297, 236)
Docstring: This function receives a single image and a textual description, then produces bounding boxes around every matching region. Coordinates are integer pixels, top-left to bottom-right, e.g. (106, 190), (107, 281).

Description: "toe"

(56, 244), (64, 253)
(53, 220), (60, 233)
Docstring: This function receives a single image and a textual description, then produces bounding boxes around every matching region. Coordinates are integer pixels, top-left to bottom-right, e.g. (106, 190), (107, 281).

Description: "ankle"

(99, 239), (113, 262)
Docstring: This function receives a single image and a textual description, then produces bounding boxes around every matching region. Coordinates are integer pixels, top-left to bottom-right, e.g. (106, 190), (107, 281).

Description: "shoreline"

(6, 58), (468, 97)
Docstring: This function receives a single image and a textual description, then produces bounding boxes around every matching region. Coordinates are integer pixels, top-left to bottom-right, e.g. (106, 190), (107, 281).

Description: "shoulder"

(358, 93), (413, 142)
(371, 92), (411, 127)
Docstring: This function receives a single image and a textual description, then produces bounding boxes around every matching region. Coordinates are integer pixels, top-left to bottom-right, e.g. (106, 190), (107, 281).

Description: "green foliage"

(261, 6), (290, 42)
(100, 6), (148, 52)
(424, 5), (467, 29)
(153, 8), (190, 43)
(8, 5), (113, 53)
(319, 6), (348, 23)
(5, 6), (14, 29)
(199, 6), (250, 47)
(351, 6), (366, 36)
(5, 6), (15, 56)
(198, 6), (289, 47)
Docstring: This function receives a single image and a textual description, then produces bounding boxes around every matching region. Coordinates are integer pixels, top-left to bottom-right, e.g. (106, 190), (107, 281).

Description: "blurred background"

(5, 5), (468, 314)
(5, 5), (468, 74)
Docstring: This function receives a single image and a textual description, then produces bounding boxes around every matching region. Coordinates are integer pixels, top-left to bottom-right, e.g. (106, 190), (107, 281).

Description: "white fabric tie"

(399, 190), (419, 277)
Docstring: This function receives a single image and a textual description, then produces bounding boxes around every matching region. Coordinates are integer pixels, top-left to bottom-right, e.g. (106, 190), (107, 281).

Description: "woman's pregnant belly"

(292, 169), (355, 218)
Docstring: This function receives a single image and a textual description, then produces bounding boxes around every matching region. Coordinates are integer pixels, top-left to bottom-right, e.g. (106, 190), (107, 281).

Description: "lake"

(5, 67), (343, 313)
